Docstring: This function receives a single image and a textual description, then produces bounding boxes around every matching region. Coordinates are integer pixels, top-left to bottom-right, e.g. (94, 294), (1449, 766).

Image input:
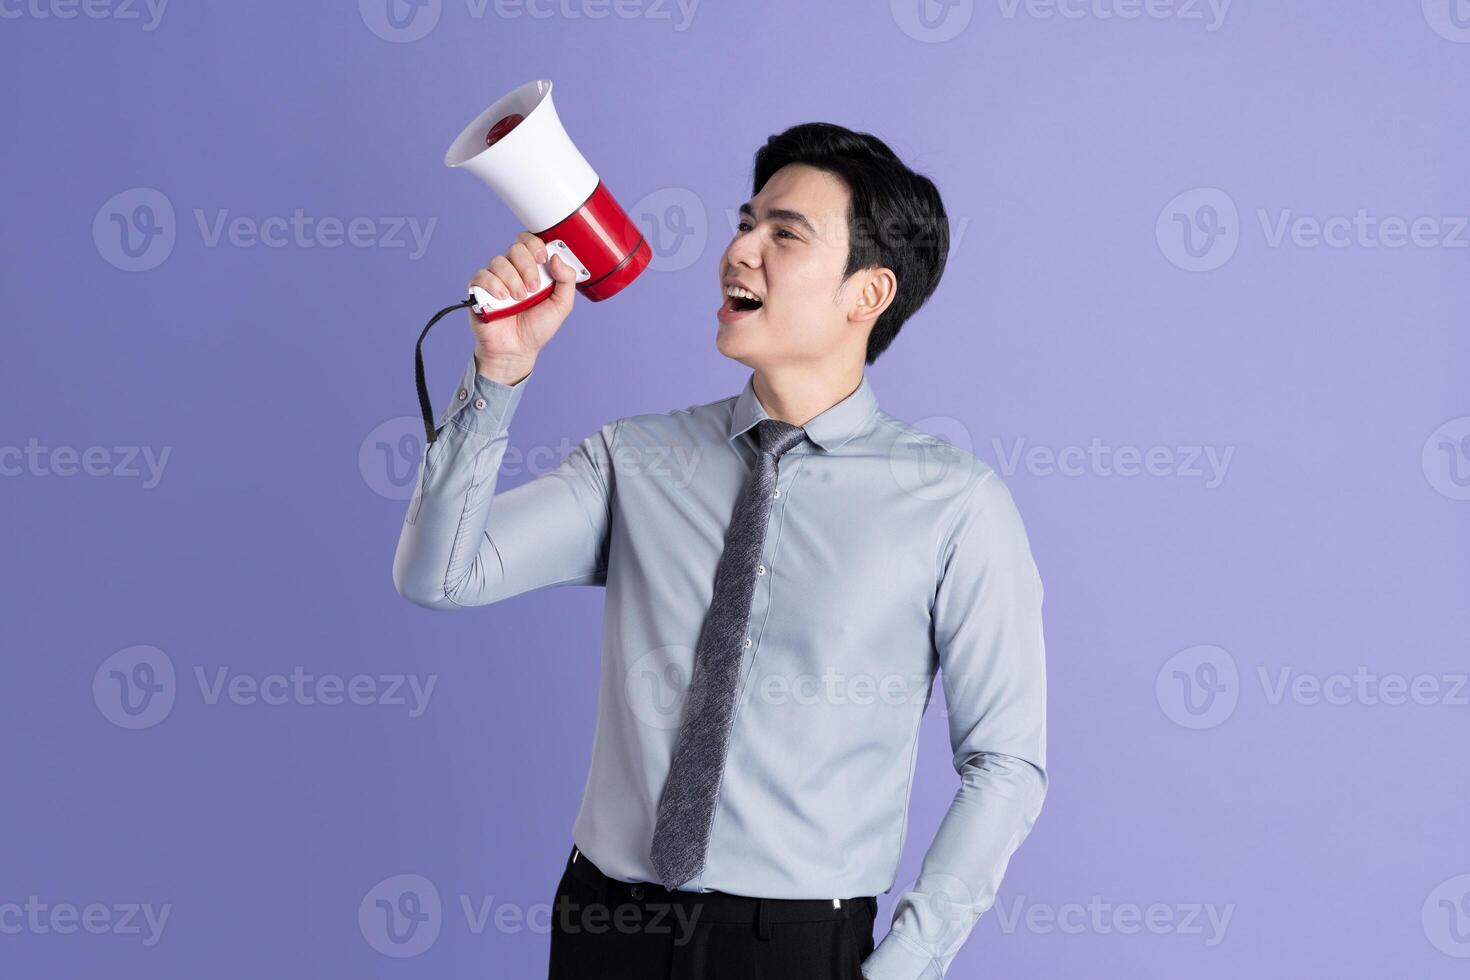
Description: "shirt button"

(473, 397), (487, 410)
(772, 489), (781, 498)
(629, 885), (645, 900)
(744, 637), (752, 648)
(757, 564), (766, 575)
(457, 388), (468, 401)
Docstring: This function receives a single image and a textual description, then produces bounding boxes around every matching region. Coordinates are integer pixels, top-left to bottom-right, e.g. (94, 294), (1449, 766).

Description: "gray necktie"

(650, 417), (807, 890)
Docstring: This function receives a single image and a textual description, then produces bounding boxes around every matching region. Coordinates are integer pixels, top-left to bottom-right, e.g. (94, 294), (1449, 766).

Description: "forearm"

(862, 467), (1048, 979)
(392, 354), (530, 610)
(862, 755), (1047, 979)
(475, 349), (536, 387)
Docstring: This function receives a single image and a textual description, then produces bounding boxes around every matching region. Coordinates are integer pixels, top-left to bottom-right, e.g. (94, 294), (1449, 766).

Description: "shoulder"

(611, 392), (739, 447)
(870, 408), (1018, 515)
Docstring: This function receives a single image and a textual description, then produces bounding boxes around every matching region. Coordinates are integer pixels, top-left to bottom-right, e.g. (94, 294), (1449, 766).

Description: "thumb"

(546, 254), (578, 310)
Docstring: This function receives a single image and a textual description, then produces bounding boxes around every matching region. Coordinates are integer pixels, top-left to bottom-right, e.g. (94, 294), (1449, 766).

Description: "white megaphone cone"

(446, 79), (652, 321)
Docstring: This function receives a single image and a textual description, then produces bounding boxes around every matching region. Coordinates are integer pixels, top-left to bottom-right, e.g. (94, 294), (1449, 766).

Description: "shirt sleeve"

(392, 353), (618, 610)
(861, 466), (1049, 980)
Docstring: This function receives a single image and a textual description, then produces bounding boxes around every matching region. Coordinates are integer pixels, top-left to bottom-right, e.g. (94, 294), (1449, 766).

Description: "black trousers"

(548, 844), (878, 979)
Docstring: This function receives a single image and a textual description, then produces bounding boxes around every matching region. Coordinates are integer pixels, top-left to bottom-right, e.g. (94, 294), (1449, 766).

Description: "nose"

(724, 226), (761, 271)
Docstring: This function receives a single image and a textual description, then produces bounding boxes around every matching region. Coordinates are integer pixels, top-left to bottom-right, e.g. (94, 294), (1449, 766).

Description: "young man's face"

(715, 163), (878, 371)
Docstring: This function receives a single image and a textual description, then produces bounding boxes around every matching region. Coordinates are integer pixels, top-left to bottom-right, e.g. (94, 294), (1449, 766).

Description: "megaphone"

(445, 79), (652, 322)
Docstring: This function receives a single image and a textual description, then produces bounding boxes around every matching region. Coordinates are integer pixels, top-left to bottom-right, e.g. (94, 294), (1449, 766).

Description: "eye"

(737, 220), (797, 240)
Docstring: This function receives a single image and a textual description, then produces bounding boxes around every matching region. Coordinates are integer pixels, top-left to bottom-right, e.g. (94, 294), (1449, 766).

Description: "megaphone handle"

(467, 240), (590, 322)
(468, 268), (555, 323)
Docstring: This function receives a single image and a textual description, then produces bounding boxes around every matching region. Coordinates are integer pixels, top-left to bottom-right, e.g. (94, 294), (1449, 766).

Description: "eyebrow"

(739, 202), (816, 236)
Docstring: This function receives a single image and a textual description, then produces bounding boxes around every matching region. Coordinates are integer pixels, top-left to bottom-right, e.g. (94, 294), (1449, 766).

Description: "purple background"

(4, 1), (1469, 976)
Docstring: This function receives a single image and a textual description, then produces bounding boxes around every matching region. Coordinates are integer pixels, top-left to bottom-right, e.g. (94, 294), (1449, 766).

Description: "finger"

(516, 230), (548, 263)
(469, 268), (510, 299)
(506, 241), (540, 294)
(547, 253), (576, 283)
(488, 256), (525, 298)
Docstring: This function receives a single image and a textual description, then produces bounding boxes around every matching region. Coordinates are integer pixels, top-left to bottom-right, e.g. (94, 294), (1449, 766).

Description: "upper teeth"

(726, 286), (760, 301)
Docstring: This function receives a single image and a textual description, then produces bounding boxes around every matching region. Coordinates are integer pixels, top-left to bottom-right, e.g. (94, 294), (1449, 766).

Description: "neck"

(750, 357), (864, 428)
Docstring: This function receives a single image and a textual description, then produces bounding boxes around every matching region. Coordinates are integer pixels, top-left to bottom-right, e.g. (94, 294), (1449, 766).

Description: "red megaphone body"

(445, 79), (652, 322)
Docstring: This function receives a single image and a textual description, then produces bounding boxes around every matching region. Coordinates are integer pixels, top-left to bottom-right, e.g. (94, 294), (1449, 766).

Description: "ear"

(848, 266), (898, 326)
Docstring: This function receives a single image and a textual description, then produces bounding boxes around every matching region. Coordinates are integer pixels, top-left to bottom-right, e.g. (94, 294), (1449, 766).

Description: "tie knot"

(755, 418), (805, 458)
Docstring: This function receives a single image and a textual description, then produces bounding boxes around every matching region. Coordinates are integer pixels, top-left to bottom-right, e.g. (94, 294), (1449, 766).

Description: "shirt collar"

(727, 372), (879, 453)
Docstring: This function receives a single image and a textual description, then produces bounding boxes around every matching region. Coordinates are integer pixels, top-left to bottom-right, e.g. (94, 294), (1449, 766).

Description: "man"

(393, 122), (1048, 980)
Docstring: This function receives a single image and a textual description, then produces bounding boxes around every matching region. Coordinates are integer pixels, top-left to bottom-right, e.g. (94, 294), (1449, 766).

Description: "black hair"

(751, 122), (949, 364)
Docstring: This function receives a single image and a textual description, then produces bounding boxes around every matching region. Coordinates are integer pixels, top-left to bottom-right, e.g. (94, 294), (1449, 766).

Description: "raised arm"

(392, 230), (611, 610)
(863, 467), (1049, 980)
(391, 354), (618, 609)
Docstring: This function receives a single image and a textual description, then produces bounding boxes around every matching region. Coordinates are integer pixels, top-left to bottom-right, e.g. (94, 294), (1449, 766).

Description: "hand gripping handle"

(468, 239), (591, 322)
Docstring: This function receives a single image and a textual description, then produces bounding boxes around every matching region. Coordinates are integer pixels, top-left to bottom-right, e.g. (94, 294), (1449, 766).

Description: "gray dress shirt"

(393, 354), (1049, 980)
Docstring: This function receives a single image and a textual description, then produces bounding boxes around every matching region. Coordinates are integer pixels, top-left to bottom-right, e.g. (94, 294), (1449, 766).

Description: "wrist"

(474, 351), (536, 387)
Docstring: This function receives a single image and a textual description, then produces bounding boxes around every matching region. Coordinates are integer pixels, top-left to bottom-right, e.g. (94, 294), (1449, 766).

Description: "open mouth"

(724, 285), (765, 314)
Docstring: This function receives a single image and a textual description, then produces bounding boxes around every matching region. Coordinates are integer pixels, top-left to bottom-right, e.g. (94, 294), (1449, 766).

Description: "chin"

(714, 325), (760, 367)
